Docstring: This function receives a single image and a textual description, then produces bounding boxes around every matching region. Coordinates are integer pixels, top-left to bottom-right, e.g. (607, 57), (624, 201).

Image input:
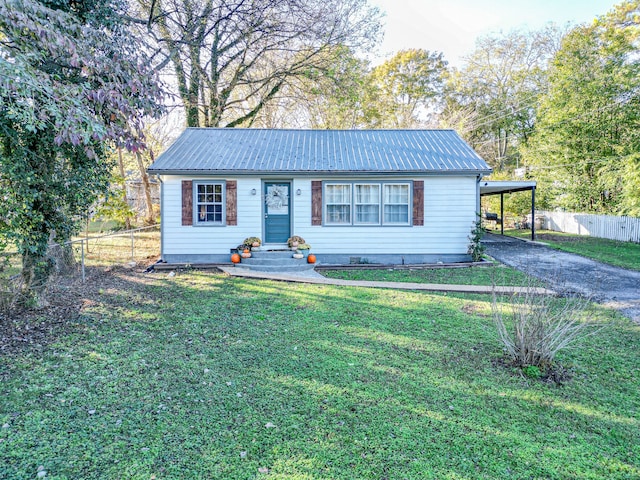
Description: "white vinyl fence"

(540, 210), (640, 243)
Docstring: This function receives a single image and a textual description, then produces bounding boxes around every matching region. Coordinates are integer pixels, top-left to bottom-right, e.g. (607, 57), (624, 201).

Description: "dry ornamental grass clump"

(492, 281), (601, 372)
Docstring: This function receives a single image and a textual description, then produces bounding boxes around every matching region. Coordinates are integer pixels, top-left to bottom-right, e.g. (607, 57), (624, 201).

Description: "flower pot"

(241, 252), (251, 258)
(292, 253), (304, 259)
(300, 249), (309, 258)
(291, 241), (299, 248)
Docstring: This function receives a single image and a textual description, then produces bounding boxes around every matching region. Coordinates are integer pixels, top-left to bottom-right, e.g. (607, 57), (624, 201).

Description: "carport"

(479, 180), (537, 240)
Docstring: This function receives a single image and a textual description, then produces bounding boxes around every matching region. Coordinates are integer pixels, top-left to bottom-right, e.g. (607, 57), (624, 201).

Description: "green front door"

(264, 182), (291, 243)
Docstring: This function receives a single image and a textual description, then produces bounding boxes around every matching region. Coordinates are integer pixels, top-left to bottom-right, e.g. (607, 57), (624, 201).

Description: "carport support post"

(500, 193), (504, 235)
(531, 186), (536, 241)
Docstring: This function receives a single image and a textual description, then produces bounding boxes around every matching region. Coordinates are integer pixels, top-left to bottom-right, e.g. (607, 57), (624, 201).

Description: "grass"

(78, 229), (160, 267)
(506, 229), (640, 271)
(321, 264), (532, 286)
(1, 270), (638, 479)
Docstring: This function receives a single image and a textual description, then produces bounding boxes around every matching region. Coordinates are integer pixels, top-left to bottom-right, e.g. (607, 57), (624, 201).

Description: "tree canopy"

(137, 0), (382, 128)
(440, 27), (562, 172)
(523, 0), (640, 215)
(364, 49), (447, 128)
(0, 0), (163, 295)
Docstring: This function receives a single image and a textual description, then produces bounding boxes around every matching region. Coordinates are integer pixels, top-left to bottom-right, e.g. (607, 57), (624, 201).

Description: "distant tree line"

(1, 0), (639, 301)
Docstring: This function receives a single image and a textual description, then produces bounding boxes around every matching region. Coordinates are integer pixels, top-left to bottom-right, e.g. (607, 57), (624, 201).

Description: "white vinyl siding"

(295, 176), (477, 255)
(160, 175), (477, 260)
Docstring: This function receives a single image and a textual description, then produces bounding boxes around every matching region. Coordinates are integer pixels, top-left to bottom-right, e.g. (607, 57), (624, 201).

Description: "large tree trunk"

(21, 250), (53, 305)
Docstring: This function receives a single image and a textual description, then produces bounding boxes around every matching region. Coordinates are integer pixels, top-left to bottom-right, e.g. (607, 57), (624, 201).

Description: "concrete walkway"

(483, 233), (640, 323)
(218, 266), (554, 295)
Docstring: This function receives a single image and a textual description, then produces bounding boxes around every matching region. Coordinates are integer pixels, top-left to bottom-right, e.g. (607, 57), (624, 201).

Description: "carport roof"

(480, 180), (536, 196)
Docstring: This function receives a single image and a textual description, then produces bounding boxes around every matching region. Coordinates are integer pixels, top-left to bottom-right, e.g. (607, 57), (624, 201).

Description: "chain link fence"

(66, 225), (161, 280)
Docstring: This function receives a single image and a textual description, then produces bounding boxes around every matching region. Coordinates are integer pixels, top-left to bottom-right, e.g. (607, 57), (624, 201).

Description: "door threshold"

(262, 243), (289, 251)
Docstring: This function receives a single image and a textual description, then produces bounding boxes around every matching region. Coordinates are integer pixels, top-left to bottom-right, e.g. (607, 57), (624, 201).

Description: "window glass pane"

(356, 204), (379, 223)
(384, 205), (409, 223)
(355, 184), (379, 203)
(327, 205), (350, 224)
(206, 204), (222, 222)
(326, 184), (350, 203)
(384, 184), (409, 203)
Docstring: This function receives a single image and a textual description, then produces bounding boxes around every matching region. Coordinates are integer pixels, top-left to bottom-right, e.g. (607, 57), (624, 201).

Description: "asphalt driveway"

(483, 233), (640, 323)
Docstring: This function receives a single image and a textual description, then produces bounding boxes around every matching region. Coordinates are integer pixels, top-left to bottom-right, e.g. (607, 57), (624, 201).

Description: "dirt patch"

(491, 356), (574, 385)
(0, 266), (152, 356)
(461, 303), (490, 317)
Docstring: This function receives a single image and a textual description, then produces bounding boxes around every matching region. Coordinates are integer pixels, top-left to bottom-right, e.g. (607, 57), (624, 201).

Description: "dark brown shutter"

(226, 180), (237, 226)
(311, 180), (322, 225)
(412, 180), (424, 226)
(182, 180), (193, 226)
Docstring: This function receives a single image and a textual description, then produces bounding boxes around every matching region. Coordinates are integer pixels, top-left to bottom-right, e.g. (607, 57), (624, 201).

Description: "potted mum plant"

(244, 237), (262, 251)
(297, 243), (311, 258)
(287, 235), (305, 249)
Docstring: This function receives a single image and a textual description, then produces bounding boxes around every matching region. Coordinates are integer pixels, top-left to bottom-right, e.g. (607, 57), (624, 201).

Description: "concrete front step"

(235, 263), (317, 273)
(248, 249), (296, 257)
(236, 249), (317, 272)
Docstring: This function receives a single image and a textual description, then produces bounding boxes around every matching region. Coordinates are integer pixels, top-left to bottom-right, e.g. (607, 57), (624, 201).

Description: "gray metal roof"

(148, 128), (491, 176)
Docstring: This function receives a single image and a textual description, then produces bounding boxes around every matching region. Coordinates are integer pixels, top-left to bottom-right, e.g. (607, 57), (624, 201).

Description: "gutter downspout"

(531, 185), (536, 241)
(155, 175), (164, 261)
(476, 175), (482, 215)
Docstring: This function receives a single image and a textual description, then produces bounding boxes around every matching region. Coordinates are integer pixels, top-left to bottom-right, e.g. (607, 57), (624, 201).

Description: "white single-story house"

(147, 128), (493, 264)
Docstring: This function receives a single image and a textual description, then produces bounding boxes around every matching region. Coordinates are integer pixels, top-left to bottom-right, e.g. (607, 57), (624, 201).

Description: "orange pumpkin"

(231, 253), (241, 263)
(243, 248), (250, 253)
(307, 254), (316, 264)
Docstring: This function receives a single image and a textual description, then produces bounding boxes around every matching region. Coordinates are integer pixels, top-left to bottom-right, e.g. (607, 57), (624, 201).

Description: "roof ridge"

(183, 127), (458, 133)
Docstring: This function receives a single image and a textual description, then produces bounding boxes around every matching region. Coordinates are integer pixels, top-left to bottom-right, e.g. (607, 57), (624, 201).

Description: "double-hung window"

(325, 183), (351, 224)
(195, 181), (224, 225)
(354, 184), (380, 224)
(383, 183), (410, 224)
(324, 181), (411, 226)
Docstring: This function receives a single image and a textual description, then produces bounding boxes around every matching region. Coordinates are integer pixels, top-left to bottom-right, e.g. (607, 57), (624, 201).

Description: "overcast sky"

(368, 0), (619, 65)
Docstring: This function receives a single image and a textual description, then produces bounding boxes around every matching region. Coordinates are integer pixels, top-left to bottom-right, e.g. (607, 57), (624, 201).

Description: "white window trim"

(324, 183), (352, 225)
(323, 181), (412, 226)
(382, 183), (411, 226)
(193, 180), (226, 226)
(354, 183), (381, 225)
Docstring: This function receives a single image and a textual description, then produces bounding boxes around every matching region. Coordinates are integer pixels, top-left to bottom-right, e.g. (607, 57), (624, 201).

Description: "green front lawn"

(1, 270), (638, 479)
(321, 264), (532, 285)
(507, 230), (640, 271)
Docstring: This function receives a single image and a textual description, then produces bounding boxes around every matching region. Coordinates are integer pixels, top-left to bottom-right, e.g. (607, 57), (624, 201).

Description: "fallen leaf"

(265, 422), (276, 428)
(258, 467), (269, 474)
